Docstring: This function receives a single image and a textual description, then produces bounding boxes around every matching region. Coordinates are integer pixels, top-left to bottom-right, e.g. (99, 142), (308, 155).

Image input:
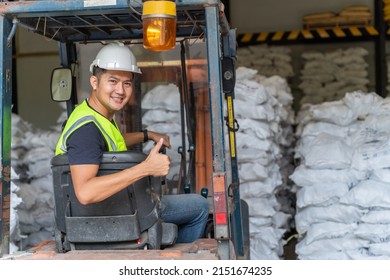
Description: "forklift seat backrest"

(51, 151), (161, 247)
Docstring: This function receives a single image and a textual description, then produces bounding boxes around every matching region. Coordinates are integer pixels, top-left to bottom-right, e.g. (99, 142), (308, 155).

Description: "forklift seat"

(51, 151), (177, 252)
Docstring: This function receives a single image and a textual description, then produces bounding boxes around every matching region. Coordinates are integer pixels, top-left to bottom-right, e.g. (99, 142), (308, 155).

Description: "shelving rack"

(236, 26), (379, 45)
(236, 0), (388, 98)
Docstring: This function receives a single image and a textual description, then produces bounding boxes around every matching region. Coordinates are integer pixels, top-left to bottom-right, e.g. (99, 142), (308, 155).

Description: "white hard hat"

(89, 42), (142, 74)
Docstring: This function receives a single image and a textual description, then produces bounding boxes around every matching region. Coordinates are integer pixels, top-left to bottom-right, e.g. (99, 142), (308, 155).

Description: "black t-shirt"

(67, 122), (108, 165)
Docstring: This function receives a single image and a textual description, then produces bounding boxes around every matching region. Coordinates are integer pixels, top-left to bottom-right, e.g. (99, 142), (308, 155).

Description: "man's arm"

(70, 138), (169, 205)
(123, 130), (171, 148)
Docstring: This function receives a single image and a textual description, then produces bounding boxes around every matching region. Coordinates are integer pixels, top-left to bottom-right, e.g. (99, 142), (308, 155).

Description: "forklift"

(0, 0), (249, 260)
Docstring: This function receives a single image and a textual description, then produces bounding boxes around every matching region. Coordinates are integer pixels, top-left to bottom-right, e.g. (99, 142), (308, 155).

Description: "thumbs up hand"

(143, 138), (170, 177)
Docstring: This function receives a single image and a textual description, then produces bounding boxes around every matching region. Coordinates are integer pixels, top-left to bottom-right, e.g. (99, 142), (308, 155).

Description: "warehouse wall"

(15, 28), (62, 130)
(230, 0), (373, 33)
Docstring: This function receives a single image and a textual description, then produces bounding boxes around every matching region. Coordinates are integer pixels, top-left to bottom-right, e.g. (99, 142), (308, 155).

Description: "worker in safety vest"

(55, 42), (209, 243)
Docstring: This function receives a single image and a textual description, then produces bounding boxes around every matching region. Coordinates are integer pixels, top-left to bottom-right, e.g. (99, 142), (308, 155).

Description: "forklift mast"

(0, 0), (247, 259)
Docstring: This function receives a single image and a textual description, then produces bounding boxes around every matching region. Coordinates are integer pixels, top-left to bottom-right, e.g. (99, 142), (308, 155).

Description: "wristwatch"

(142, 129), (148, 142)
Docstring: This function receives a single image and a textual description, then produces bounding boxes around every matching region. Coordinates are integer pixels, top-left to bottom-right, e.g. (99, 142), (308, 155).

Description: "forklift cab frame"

(0, 0), (248, 260)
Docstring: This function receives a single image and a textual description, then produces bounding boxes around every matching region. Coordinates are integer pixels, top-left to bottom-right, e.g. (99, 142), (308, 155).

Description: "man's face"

(90, 69), (134, 118)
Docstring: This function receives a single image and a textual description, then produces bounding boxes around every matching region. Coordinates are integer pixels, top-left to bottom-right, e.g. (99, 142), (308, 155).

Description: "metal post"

(205, 4), (232, 259)
(374, 0), (387, 97)
(0, 14), (13, 257)
(58, 42), (77, 115)
(221, 28), (248, 258)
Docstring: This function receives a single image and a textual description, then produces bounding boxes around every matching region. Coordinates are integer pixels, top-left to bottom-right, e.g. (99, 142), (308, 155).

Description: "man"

(55, 42), (209, 243)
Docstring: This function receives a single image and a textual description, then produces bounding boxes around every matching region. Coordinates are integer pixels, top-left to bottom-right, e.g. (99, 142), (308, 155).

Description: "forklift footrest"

(65, 213), (140, 243)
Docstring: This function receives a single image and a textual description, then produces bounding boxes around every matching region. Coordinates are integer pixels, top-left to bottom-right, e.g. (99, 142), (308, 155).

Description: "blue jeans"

(161, 194), (209, 243)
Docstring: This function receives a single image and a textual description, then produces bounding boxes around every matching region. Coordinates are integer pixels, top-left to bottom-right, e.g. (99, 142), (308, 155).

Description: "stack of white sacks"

(237, 45), (294, 79)
(10, 169), (23, 254)
(10, 111), (63, 251)
(142, 83), (185, 190)
(141, 70), (297, 259)
(233, 67), (296, 259)
(292, 90), (390, 259)
(299, 47), (369, 105)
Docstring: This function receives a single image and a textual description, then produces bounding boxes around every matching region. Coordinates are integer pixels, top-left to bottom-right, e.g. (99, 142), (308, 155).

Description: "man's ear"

(90, 75), (97, 90)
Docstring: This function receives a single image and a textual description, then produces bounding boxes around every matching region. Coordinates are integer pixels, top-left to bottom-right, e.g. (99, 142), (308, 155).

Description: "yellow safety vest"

(55, 99), (127, 155)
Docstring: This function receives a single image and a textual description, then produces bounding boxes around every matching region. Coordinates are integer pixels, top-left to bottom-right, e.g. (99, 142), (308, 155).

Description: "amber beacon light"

(142, 0), (177, 51)
(142, 0), (176, 51)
